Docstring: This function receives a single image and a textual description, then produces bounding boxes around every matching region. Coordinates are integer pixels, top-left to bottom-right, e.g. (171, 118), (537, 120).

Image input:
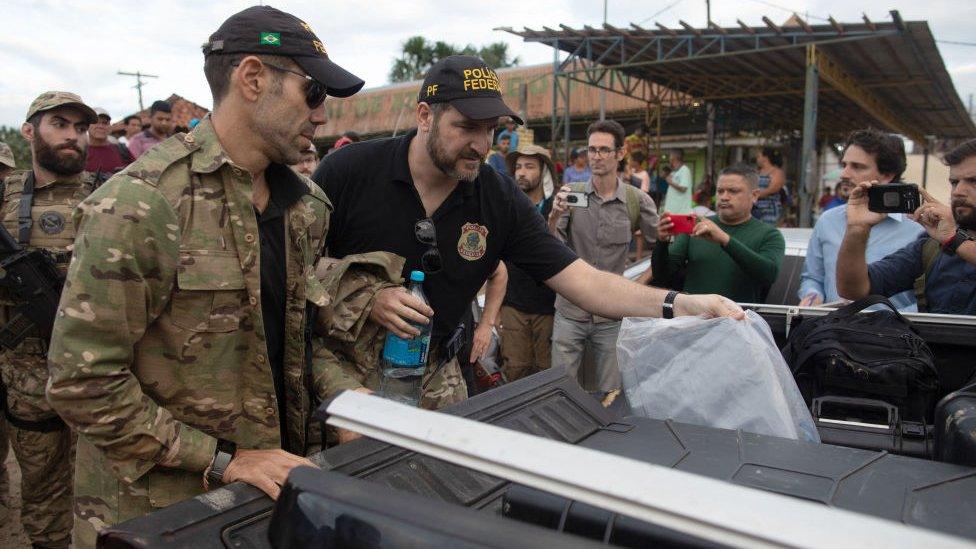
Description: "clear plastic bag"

(617, 311), (819, 442)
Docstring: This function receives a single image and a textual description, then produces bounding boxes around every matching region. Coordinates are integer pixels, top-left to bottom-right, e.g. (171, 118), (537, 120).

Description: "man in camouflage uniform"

(0, 91), (98, 548)
(46, 7), (369, 547)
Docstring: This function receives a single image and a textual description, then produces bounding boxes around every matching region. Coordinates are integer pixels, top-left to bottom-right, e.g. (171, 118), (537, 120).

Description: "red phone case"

(669, 214), (696, 234)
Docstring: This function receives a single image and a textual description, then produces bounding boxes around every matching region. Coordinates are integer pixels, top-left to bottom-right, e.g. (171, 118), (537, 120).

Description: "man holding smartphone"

(548, 120), (659, 397)
(799, 129), (923, 308)
(652, 165), (785, 303)
(836, 139), (976, 315)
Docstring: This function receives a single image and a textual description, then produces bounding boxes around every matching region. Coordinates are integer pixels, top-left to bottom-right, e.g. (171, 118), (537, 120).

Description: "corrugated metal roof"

(502, 12), (975, 144)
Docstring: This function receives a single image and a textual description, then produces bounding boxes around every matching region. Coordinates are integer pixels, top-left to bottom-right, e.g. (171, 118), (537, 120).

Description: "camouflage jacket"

(0, 169), (95, 421)
(46, 118), (365, 524)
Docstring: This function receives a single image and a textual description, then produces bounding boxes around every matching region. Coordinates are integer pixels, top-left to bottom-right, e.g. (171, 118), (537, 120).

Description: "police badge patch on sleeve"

(457, 222), (488, 261)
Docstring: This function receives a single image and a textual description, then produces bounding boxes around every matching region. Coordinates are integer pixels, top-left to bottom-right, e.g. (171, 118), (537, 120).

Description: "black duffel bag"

(782, 296), (940, 423)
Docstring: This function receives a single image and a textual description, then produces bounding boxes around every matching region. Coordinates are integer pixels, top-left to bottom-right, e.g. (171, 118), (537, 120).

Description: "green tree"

(0, 126), (31, 170)
(389, 36), (520, 83)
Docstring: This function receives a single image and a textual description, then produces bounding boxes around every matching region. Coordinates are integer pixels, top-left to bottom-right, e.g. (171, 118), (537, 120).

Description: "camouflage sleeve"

(314, 252), (405, 343)
(310, 342), (367, 398)
(46, 177), (217, 484)
(309, 252), (406, 400)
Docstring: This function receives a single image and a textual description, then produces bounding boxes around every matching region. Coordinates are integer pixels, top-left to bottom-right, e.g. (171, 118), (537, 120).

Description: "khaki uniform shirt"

(0, 170), (95, 421)
(553, 179), (658, 322)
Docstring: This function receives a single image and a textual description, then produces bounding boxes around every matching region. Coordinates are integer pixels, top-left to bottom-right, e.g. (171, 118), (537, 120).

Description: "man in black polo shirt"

(313, 55), (742, 408)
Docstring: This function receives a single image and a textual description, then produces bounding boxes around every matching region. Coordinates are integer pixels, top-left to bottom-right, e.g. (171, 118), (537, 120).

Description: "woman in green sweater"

(652, 165), (786, 303)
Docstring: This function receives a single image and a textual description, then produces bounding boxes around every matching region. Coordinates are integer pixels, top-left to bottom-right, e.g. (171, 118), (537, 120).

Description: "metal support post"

(706, 102), (716, 185)
(799, 45), (819, 228)
(922, 147), (929, 189)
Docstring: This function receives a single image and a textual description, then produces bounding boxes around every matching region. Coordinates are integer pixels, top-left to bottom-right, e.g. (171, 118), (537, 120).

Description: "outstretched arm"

(545, 259), (743, 320)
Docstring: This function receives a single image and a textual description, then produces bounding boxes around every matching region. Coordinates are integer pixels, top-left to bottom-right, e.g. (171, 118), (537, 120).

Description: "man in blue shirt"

(563, 148), (591, 183)
(496, 118), (519, 153)
(837, 139), (976, 315)
(486, 134), (511, 176)
(799, 129), (923, 309)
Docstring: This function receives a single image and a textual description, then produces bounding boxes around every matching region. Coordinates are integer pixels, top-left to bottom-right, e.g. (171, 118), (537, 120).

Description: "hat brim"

(294, 56), (365, 98)
(41, 102), (98, 124)
(448, 96), (524, 125)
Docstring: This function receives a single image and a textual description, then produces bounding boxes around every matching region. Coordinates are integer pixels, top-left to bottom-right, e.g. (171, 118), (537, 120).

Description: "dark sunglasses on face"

(414, 218), (442, 274)
(233, 61), (328, 109)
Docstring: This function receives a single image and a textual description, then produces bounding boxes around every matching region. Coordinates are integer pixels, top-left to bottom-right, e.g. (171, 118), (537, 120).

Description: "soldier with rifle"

(0, 91), (98, 549)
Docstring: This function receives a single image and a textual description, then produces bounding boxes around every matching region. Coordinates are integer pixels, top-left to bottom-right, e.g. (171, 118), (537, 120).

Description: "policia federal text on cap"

(313, 55), (746, 408)
(45, 6), (373, 546)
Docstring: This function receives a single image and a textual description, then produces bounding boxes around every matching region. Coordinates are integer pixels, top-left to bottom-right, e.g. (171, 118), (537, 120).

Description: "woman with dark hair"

(754, 147), (786, 224)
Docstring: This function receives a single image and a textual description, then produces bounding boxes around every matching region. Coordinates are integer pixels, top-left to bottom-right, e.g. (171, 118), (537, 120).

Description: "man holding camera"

(799, 129), (924, 309)
(836, 139), (976, 315)
(548, 119), (658, 396)
(652, 165), (785, 302)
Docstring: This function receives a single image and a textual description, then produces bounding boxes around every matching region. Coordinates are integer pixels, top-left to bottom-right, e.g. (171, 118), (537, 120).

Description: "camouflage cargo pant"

(2, 351), (76, 548)
(499, 305), (554, 382)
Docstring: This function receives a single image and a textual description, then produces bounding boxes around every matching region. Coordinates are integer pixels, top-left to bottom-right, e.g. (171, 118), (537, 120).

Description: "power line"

(636, 0), (685, 26)
(937, 40), (976, 47)
(745, 0), (830, 22)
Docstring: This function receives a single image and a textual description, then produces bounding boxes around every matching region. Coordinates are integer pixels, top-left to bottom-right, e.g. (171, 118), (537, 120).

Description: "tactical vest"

(0, 169), (96, 351)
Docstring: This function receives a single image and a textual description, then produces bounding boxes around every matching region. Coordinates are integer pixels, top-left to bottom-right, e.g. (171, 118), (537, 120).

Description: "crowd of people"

(0, 4), (974, 549)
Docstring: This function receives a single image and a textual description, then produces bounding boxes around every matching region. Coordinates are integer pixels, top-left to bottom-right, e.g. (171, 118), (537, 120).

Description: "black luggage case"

(749, 302), (976, 459)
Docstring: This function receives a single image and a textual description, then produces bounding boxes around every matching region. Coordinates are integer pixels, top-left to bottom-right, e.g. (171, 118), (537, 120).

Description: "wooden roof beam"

(678, 20), (703, 37)
(862, 13), (877, 31)
(828, 16), (844, 34)
(762, 16), (783, 35)
(792, 13), (814, 34)
(655, 22), (679, 37)
(709, 22), (728, 35)
(737, 19), (756, 34)
(604, 23), (631, 36)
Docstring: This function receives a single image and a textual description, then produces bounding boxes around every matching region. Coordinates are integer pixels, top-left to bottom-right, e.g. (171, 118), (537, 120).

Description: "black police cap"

(203, 5), (365, 98)
(419, 55), (523, 125)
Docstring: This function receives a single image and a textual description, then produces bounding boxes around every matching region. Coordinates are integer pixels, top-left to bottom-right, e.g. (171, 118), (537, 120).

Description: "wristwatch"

(205, 439), (237, 488)
(663, 290), (680, 319)
(941, 230), (972, 256)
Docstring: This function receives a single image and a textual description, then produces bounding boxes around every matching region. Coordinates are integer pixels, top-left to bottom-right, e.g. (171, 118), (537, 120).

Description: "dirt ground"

(1, 448), (32, 548)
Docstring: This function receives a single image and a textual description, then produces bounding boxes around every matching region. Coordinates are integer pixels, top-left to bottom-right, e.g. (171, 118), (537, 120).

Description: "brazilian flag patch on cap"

(260, 32), (281, 46)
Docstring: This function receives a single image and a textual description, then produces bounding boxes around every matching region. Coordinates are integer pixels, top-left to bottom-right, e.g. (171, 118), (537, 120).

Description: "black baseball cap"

(419, 55), (523, 125)
(203, 5), (364, 98)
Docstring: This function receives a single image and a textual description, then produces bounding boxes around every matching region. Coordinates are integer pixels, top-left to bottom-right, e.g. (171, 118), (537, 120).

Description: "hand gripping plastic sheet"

(617, 311), (819, 442)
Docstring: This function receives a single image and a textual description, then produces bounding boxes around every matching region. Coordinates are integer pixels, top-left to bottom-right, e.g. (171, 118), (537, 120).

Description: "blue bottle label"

(382, 333), (430, 367)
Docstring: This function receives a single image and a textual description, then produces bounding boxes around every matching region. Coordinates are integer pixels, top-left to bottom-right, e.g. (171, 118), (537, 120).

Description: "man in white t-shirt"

(664, 148), (693, 213)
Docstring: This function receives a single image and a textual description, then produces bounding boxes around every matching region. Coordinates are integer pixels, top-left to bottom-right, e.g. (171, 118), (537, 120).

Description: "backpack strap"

(117, 141), (134, 164)
(624, 183), (640, 233)
(18, 171), (35, 245)
(566, 183), (641, 234)
(913, 237), (940, 313)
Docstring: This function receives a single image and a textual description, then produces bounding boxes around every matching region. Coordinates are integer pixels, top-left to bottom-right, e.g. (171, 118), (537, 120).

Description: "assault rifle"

(0, 221), (65, 350)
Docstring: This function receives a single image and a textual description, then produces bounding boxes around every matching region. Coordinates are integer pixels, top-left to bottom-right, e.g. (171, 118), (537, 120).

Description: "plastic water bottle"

(378, 270), (431, 406)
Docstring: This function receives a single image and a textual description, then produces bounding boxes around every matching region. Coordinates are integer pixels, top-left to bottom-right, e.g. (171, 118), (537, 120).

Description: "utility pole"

(117, 70), (159, 112)
(706, 0), (712, 26)
(599, 0), (608, 120)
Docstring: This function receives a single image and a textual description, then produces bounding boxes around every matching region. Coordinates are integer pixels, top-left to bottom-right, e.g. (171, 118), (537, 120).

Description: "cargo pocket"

(169, 250), (247, 333)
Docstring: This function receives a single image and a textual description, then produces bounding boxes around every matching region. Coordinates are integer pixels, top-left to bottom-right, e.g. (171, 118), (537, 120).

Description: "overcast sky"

(1, 0), (974, 128)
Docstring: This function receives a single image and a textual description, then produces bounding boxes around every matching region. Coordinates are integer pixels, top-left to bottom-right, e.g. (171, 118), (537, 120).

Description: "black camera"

(867, 183), (921, 214)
